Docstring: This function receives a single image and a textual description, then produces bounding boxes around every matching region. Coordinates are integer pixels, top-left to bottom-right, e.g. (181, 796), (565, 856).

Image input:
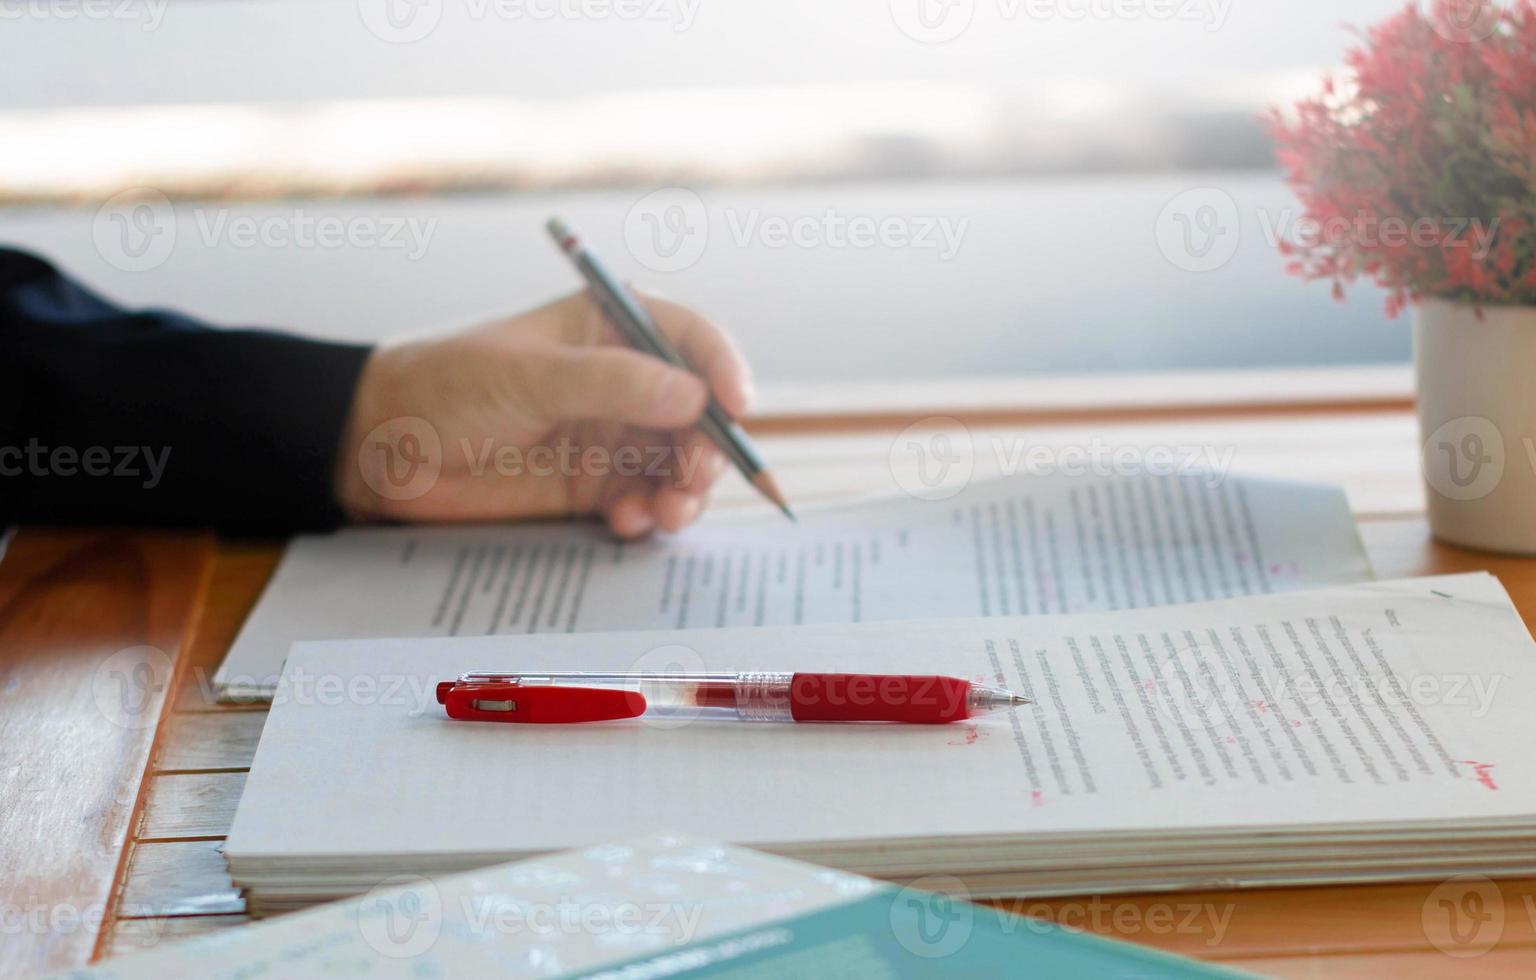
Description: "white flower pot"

(1414, 298), (1536, 554)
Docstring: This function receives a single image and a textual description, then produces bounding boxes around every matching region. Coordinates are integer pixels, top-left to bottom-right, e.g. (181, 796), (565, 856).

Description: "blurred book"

(63, 836), (1239, 978)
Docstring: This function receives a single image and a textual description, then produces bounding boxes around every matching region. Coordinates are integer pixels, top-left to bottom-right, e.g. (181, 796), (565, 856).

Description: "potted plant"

(1269, 0), (1536, 553)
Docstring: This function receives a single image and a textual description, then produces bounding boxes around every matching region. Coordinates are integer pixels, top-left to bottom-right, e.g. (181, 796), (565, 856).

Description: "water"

(2, 174), (1407, 383)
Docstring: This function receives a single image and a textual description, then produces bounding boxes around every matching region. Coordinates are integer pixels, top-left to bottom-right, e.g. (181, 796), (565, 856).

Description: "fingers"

(529, 347), (708, 430)
(598, 430), (721, 538)
(673, 430), (725, 494)
(604, 486), (707, 538)
(606, 492), (657, 539)
(634, 294), (754, 419)
(602, 486), (703, 538)
(650, 486), (704, 533)
(566, 296), (740, 536)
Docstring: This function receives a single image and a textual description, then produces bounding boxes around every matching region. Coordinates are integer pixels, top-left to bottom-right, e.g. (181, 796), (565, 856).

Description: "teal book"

(577, 872), (1234, 976)
(586, 882), (1243, 979)
(61, 836), (1243, 979)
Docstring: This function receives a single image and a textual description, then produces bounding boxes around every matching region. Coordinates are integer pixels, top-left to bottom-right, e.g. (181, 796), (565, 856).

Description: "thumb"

(530, 347), (709, 429)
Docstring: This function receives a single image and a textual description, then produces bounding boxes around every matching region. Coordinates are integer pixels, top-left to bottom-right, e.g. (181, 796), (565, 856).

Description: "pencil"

(546, 217), (795, 521)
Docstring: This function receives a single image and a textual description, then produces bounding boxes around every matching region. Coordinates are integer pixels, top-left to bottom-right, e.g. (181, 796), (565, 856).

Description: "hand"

(334, 290), (753, 538)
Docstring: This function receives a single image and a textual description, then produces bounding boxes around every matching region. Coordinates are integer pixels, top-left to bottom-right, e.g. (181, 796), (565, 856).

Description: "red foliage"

(1268, 1), (1536, 315)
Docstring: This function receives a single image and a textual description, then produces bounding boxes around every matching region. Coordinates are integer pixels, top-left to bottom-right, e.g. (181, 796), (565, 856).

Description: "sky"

(4, 0), (1404, 110)
(1, 0), (1412, 200)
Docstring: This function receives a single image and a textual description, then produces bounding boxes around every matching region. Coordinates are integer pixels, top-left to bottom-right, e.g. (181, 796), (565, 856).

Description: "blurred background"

(2, 0), (1410, 383)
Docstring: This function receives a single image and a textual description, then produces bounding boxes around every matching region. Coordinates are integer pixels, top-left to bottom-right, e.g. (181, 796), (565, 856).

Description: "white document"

(226, 573), (1536, 904)
(215, 473), (1372, 698)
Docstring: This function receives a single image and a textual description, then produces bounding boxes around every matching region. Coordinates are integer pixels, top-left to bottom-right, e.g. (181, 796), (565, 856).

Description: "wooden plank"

(172, 540), (282, 713)
(0, 530), (212, 979)
(154, 711), (267, 773)
(752, 364), (1415, 426)
(1223, 946), (1536, 978)
(108, 914), (250, 958)
(993, 877), (1536, 960)
(118, 841), (242, 918)
(138, 772), (246, 840)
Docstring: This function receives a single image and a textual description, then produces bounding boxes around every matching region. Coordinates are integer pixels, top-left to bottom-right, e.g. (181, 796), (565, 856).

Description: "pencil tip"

(750, 471), (795, 522)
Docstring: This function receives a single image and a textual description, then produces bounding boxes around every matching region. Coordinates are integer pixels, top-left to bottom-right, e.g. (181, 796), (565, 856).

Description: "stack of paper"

(64, 837), (1239, 978)
(226, 573), (1536, 914)
(214, 473), (1372, 698)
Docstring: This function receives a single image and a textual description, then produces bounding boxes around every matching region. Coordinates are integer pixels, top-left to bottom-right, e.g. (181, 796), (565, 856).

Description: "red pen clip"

(436, 681), (646, 724)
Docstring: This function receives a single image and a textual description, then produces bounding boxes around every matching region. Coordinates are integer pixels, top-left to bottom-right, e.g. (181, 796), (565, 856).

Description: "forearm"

(0, 248), (371, 534)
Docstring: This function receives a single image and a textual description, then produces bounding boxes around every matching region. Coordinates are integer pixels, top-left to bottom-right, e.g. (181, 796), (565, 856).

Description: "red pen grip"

(789, 673), (972, 724)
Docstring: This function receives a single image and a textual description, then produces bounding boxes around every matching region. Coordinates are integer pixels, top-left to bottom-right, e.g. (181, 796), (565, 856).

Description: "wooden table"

(5, 368), (1536, 978)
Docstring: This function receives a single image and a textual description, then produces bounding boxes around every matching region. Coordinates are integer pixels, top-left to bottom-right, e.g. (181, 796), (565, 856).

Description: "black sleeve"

(0, 247), (373, 534)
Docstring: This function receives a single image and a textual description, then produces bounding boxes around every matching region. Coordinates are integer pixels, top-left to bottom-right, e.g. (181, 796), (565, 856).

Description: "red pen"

(435, 671), (1031, 725)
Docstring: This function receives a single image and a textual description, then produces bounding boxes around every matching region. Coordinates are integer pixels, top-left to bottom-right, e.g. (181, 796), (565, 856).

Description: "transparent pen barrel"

(728, 672), (796, 721)
(460, 671), (796, 721)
